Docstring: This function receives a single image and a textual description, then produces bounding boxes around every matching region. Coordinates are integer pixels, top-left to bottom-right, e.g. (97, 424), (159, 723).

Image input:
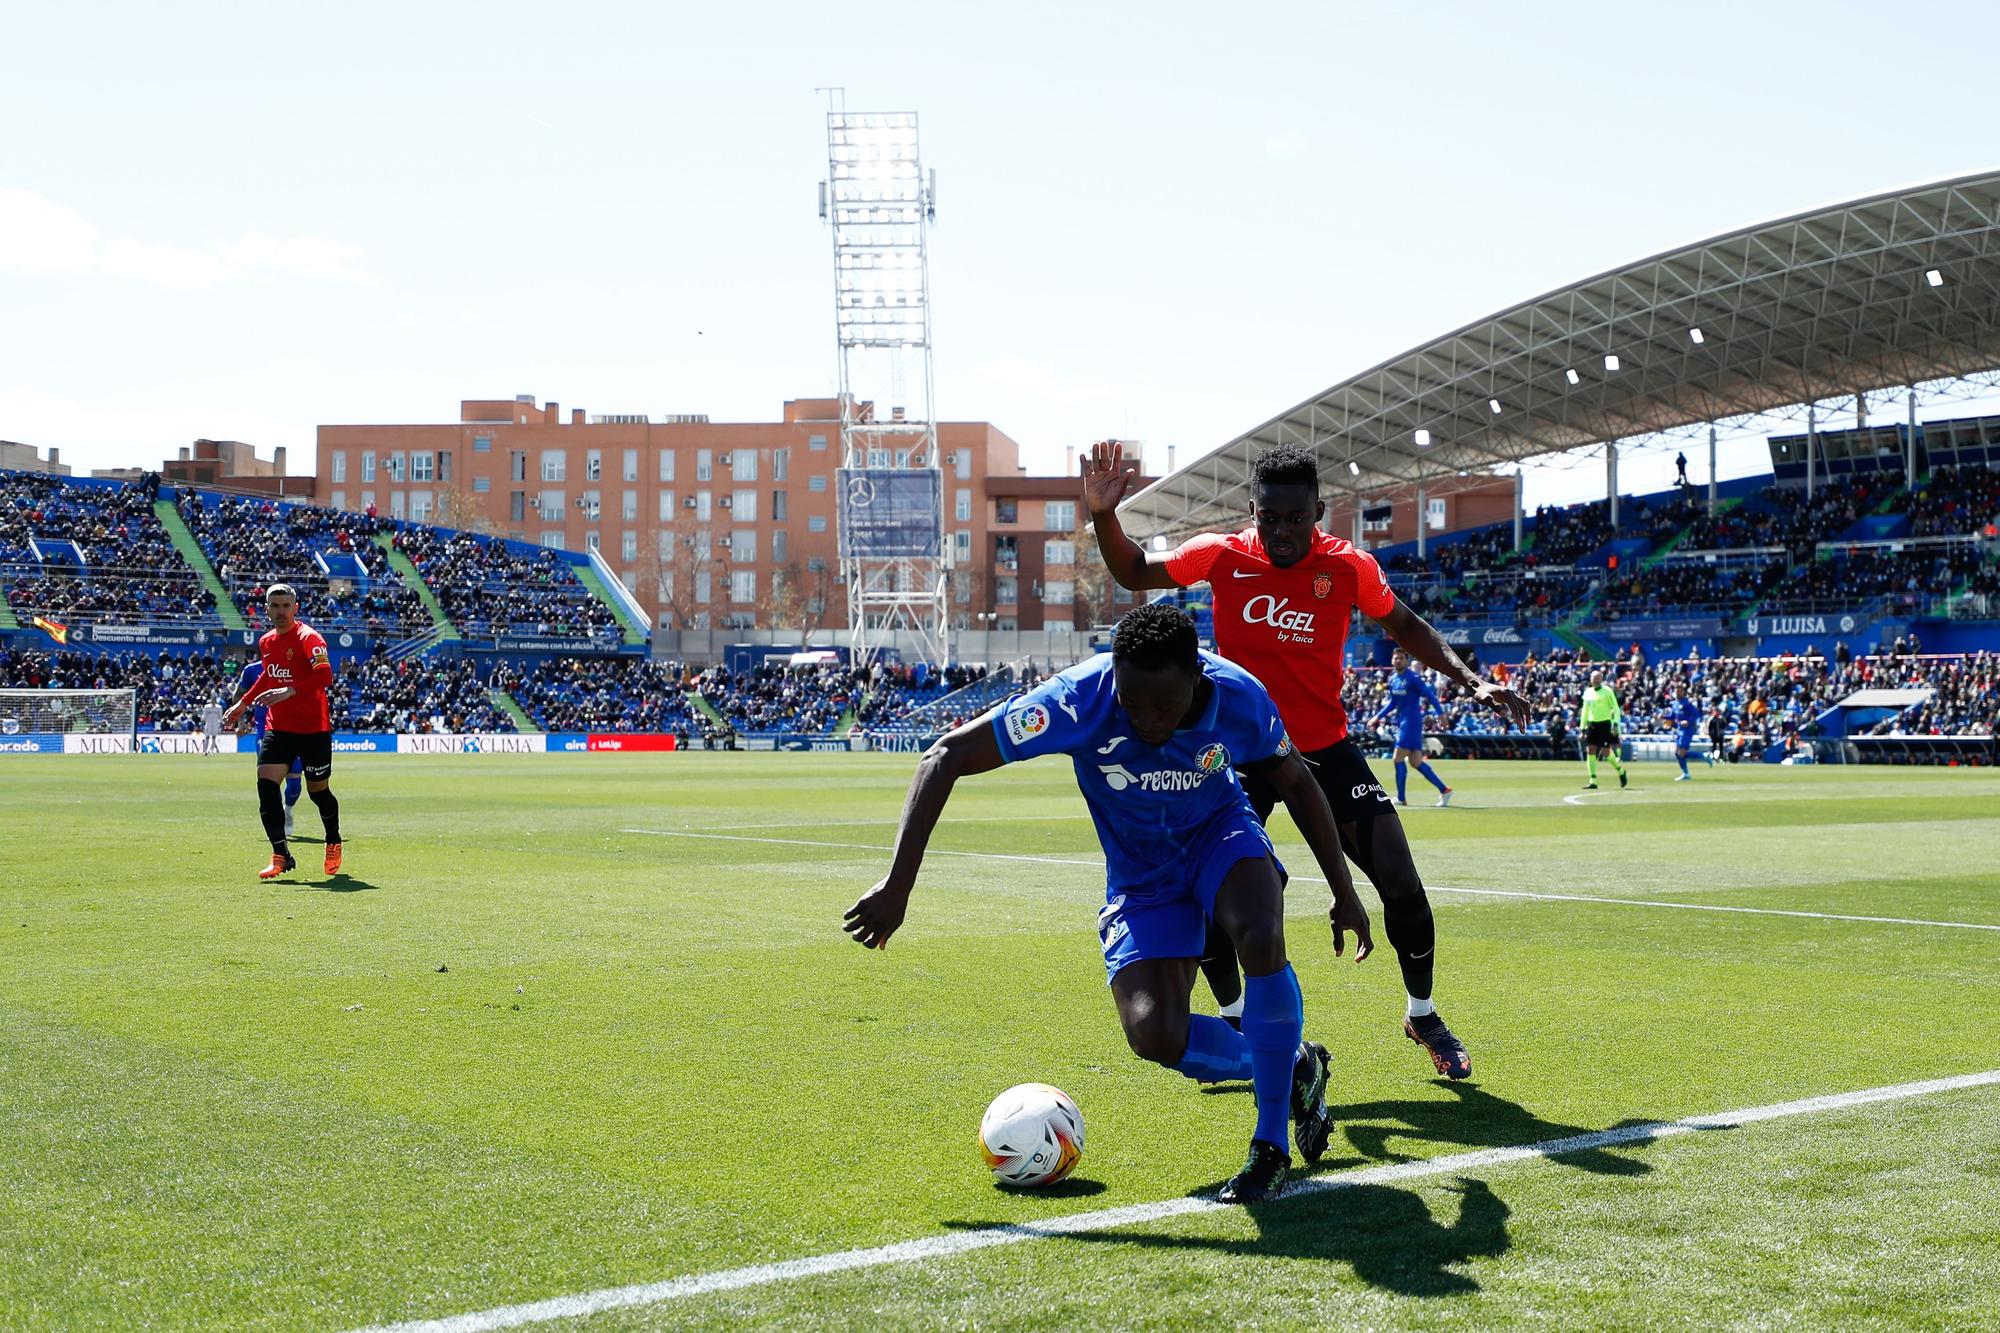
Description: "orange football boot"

(324, 842), (343, 875)
(258, 851), (296, 881)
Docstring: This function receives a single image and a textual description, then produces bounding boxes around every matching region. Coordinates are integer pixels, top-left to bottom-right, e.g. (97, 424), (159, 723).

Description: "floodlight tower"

(819, 108), (947, 666)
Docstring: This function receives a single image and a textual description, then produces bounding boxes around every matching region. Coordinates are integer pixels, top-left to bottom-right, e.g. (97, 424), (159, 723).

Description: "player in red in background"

(1085, 441), (1529, 1080)
(222, 584), (344, 880)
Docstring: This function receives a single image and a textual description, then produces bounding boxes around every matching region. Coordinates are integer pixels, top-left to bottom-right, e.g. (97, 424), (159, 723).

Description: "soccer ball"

(979, 1082), (1084, 1188)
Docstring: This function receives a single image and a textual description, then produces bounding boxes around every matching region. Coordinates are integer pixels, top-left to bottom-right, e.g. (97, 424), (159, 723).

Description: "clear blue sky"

(4, 1), (1996, 507)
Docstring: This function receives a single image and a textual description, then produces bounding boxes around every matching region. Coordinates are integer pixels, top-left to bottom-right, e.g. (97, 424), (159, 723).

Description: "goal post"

(0, 688), (138, 743)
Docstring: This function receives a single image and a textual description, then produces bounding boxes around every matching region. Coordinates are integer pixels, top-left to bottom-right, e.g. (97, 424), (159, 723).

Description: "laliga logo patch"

(1196, 743), (1230, 773)
(1312, 573), (1332, 599)
(1276, 731), (1294, 757)
(1006, 703), (1051, 745)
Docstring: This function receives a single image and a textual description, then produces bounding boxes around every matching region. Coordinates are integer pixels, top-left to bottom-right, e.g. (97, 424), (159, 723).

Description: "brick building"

(315, 395), (1150, 634)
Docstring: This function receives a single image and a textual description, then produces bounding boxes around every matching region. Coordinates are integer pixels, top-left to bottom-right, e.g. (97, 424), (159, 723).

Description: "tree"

(761, 559), (836, 638)
(1069, 509), (1117, 630)
(435, 482), (494, 535)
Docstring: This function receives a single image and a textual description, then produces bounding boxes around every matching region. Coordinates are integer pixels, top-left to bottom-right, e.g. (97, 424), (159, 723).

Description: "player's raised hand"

(1328, 888), (1374, 963)
(1080, 439), (1138, 515)
(842, 877), (909, 951)
(253, 687), (295, 707)
(1472, 680), (1532, 729)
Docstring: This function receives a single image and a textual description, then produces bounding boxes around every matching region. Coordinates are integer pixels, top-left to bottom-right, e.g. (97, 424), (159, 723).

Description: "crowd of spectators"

(697, 663), (854, 735)
(397, 528), (620, 640)
(1677, 480), (1880, 555)
(1594, 558), (1785, 621)
(505, 657), (705, 735)
(179, 492), (430, 639)
(0, 645), (235, 732)
(1891, 464), (2000, 538)
(333, 654), (514, 733)
(1759, 546), (1987, 615)
(1, 472), (216, 625)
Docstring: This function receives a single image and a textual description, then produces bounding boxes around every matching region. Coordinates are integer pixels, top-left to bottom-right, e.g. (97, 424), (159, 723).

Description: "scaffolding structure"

(819, 108), (947, 665)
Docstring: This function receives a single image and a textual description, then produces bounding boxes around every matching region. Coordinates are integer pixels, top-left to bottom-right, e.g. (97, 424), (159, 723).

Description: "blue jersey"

(237, 661), (271, 736)
(991, 651), (1292, 898)
(1378, 668), (1438, 746)
(1667, 697), (1702, 738)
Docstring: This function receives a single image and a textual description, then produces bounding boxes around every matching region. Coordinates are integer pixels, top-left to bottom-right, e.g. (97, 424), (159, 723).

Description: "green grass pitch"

(3, 753), (1998, 1330)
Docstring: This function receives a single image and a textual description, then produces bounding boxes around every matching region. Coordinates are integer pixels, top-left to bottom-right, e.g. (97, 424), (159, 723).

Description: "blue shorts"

(1676, 730), (1698, 751)
(1395, 722), (1426, 752)
(1095, 806), (1285, 982)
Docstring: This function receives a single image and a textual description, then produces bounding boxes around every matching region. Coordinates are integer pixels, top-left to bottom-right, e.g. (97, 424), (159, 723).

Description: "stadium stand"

(395, 528), (622, 641)
(0, 645), (234, 731)
(697, 663), (857, 736)
(1, 471), (218, 626)
(333, 654), (515, 733)
(505, 657), (707, 735)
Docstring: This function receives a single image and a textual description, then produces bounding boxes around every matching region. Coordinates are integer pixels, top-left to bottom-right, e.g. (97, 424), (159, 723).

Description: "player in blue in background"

(1372, 648), (1453, 807)
(229, 660), (303, 834)
(844, 604), (1376, 1203)
(1662, 682), (1710, 781)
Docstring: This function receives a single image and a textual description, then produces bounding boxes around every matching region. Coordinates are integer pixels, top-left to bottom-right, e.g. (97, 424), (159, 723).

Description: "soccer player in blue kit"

(1371, 648), (1453, 807)
(843, 604), (1377, 1202)
(228, 659), (303, 835)
(1662, 682), (1710, 781)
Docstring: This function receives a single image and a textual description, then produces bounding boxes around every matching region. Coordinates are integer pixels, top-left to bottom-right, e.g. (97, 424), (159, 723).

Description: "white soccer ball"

(979, 1082), (1085, 1188)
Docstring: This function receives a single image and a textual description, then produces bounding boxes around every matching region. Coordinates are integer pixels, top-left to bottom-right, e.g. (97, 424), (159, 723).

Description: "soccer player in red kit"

(222, 583), (344, 880)
(1085, 441), (1529, 1079)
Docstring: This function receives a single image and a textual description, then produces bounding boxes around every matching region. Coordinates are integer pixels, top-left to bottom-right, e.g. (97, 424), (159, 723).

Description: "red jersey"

(1166, 527), (1395, 749)
(256, 621), (334, 733)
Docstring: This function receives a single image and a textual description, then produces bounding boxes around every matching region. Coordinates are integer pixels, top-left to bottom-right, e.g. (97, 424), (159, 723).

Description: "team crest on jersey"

(1196, 743), (1230, 773)
(1312, 573), (1332, 599)
(1275, 731), (1294, 757)
(1006, 703), (1052, 745)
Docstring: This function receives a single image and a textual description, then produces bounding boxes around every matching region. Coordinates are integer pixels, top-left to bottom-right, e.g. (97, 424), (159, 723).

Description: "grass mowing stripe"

(352, 1068), (2000, 1333)
(621, 829), (2000, 933)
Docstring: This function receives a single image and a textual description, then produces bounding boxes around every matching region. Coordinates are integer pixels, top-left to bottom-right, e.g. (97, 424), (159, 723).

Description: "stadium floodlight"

(1603, 353), (1621, 372)
(1149, 534), (1169, 551)
(1347, 460), (1361, 476)
(1565, 368), (1581, 385)
(1926, 268), (1945, 287)
(1489, 399), (1503, 415)
(1413, 428), (1431, 447)
(1689, 327), (1705, 344)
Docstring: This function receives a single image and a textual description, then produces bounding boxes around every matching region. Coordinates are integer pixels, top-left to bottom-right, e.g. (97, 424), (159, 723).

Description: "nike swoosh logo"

(1231, 569), (1262, 579)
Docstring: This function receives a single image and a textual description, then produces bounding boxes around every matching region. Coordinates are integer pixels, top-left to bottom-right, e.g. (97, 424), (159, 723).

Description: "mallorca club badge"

(1312, 573), (1333, 599)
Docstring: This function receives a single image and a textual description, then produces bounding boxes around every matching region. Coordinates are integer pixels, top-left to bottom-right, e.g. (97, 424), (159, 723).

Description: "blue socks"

(1242, 964), (1305, 1149)
(1394, 760), (1408, 802)
(1171, 1015), (1254, 1084)
(1677, 752), (1689, 777)
(284, 774), (302, 806)
(1416, 762), (1447, 793)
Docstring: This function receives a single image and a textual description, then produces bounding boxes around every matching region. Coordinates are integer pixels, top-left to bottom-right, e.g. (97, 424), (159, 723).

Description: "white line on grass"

(619, 829), (2000, 934)
(354, 1068), (2000, 1333)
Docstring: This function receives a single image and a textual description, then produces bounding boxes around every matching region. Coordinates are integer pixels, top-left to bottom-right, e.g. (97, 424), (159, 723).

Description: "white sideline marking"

(354, 1068), (2000, 1333)
(620, 829), (2000, 934)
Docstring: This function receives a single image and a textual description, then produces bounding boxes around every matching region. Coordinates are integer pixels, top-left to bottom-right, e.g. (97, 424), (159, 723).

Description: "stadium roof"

(1118, 169), (2000, 541)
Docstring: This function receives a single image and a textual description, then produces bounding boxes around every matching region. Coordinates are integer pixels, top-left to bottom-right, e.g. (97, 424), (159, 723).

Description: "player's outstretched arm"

(1373, 597), (1531, 729)
(1251, 751), (1374, 963)
(1082, 439), (1182, 592)
(842, 716), (1007, 951)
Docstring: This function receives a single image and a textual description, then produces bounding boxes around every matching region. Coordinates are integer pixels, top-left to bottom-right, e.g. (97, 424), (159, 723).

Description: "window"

(955, 489), (972, 522)
(953, 570), (970, 604)
(539, 490), (565, 522)
(809, 433), (827, 451)
(437, 451), (451, 482)
(995, 535), (1019, 568)
(1427, 497), (1447, 530)
(732, 490), (757, 521)
(733, 529), (756, 562)
(773, 529), (787, 563)
(808, 516), (827, 533)
(581, 488), (602, 520)
(731, 570), (757, 603)
(659, 451), (676, 482)
(621, 531), (637, 561)
(510, 491), (526, 522)
(1044, 540), (1076, 565)
(621, 569), (637, 592)
(995, 497), (1017, 524)
(622, 491), (637, 521)
(867, 448), (890, 468)
(774, 448), (789, 481)
(389, 492), (406, 519)
(361, 450), (376, 482)
(996, 576), (1018, 603)
(541, 531), (564, 548)
(809, 475), (828, 492)
(955, 531), (972, 563)
(360, 490), (375, 510)
(658, 491), (676, 521)
(1045, 580), (1073, 604)
(331, 451), (347, 483)
(734, 451), (758, 481)
(473, 434), (492, 453)
(586, 449), (602, 481)
(622, 448), (638, 482)
(696, 491), (712, 521)
(409, 491), (433, 522)
(771, 490), (787, 521)
(330, 489), (346, 509)
(695, 530), (712, 559)
(411, 451), (434, 482)
(956, 450), (972, 480)
(1045, 500), (1076, 532)
(541, 450), (566, 482)
(808, 556), (827, 572)
(657, 531), (674, 559)
(586, 532), (601, 552)
(473, 476), (491, 493)
(695, 570), (711, 604)
(387, 452), (406, 482)
(510, 451), (527, 481)
(696, 449), (712, 481)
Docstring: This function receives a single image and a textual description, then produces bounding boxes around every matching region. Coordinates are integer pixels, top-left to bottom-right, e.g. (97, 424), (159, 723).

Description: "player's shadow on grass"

(954, 1176), (1510, 1298)
(1336, 1081), (1657, 1178)
(292, 875), (378, 893)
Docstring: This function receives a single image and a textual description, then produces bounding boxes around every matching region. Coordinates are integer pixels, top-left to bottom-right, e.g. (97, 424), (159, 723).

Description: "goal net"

(0, 688), (138, 739)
